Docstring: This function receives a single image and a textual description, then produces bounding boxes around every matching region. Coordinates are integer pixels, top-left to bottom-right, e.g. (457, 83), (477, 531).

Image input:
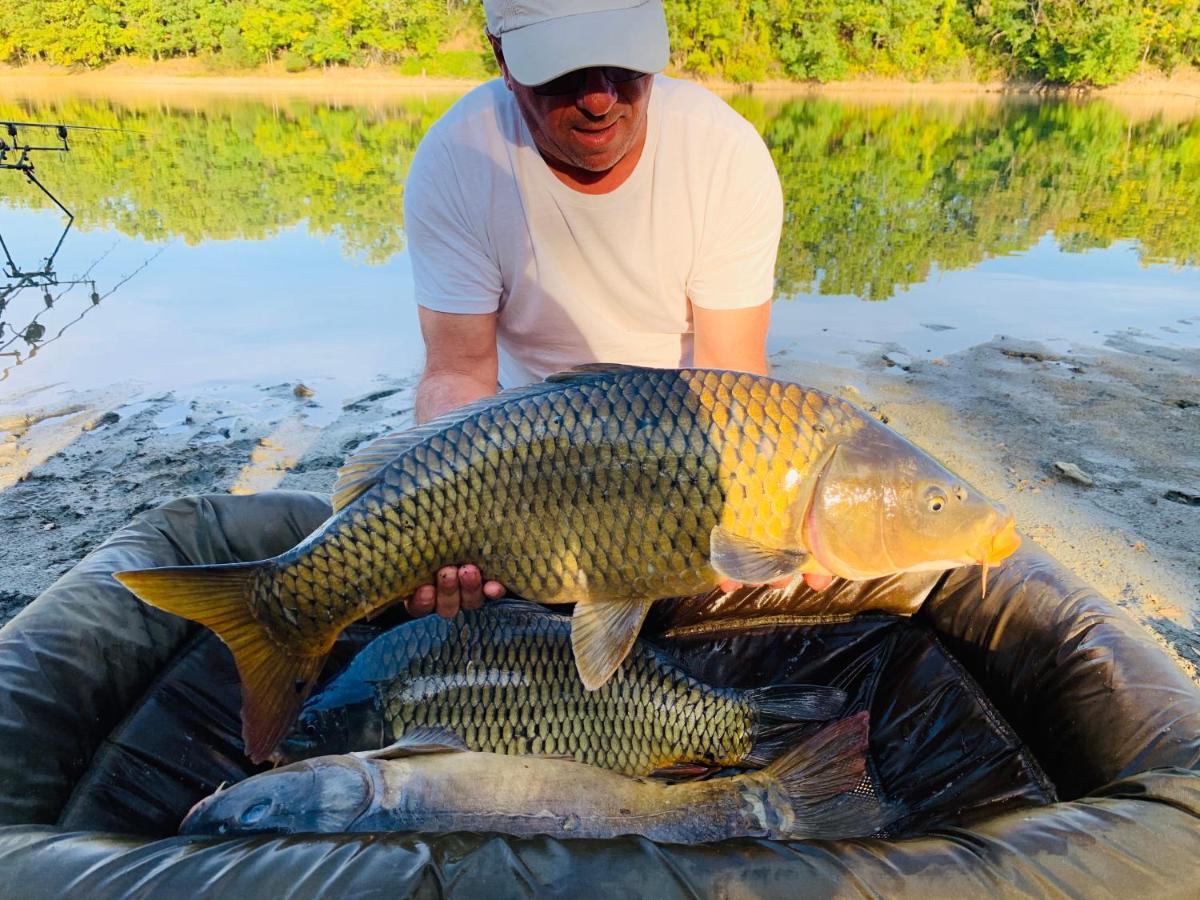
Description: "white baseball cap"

(484, 0), (670, 87)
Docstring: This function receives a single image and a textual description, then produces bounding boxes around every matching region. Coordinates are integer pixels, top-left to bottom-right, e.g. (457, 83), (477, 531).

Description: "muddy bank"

(1, 334), (1197, 680)
(0, 377), (417, 620)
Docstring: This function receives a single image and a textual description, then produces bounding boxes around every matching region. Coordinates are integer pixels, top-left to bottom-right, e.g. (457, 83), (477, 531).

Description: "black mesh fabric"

(0, 491), (1197, 898)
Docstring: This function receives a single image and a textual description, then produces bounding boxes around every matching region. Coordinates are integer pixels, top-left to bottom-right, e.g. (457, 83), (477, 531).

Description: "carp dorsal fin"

(570, 595), (655, 691)
(709, 525), (809, 584)
(545, 363), (660, 384)
(333, 430), (427, 511)
(353, 726), (469, 760)
(331, 379), (573, 512)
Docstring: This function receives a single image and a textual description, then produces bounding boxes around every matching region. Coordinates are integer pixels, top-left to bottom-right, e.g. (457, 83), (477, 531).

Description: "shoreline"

(2, 61), (1199, 107)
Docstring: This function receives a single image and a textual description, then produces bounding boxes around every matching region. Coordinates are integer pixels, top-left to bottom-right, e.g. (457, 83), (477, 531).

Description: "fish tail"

(113, 565), (326, 763)
(742, 683), (845, 766)
(765, 711), (898, 838)
(745, 683), (847, 724)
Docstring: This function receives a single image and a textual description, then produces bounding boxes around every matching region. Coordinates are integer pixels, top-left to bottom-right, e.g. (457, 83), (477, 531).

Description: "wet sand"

(1, 330), (1197, 680)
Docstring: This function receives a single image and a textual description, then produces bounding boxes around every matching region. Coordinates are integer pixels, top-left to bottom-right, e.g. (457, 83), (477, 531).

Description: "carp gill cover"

(276, 602), (845, 773)
(114, 365), (1020, 762)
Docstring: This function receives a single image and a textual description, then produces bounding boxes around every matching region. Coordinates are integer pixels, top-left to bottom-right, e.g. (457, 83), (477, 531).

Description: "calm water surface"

(1, 89), (1197, 409)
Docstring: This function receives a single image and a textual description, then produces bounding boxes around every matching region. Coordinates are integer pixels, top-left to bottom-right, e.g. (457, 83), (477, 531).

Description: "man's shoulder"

(653, 76), (761, 142)
(424, 78), (514, 148)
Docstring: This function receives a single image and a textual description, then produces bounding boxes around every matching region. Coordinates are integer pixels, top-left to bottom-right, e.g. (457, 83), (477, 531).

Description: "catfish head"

(802, 420), (1020, 583)
(179, 757), (375, 836)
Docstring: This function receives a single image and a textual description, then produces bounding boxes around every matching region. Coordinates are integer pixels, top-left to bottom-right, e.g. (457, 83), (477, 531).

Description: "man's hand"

(406, 564), (507, 618)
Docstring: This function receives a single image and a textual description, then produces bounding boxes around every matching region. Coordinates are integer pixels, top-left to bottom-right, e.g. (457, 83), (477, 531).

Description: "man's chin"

(562, 145), (631, 174)
(555, 128), (632, 169)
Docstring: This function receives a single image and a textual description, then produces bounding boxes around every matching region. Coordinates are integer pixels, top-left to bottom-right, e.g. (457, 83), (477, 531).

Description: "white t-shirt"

(404, 75), (783, 388)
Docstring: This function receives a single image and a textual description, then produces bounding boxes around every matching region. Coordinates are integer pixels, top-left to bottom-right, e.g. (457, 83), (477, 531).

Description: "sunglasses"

(531, 66), (648, 96)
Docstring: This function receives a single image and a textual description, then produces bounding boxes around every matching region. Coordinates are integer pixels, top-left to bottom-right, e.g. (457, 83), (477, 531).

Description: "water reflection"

(0, 95), (458, 262)
(0, 89), (1195, 397)
(2, 93), (1197, 294)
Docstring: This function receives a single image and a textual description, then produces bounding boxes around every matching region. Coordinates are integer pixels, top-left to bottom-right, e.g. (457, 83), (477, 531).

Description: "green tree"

(0, 0), (1197, 83)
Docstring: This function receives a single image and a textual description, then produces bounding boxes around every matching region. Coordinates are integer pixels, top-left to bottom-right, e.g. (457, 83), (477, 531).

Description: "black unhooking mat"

(0, 490), (1198, 897)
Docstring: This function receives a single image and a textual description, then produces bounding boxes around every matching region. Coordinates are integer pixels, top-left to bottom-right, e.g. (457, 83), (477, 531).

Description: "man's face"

(491, 36), (653, 176)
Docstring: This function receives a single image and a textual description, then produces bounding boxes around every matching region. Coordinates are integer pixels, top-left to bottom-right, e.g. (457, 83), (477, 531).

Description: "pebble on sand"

(1053, 461), (1095, 486)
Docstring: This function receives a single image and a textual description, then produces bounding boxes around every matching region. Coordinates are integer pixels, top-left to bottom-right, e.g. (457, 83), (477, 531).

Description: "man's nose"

(575, 70), (618, 117)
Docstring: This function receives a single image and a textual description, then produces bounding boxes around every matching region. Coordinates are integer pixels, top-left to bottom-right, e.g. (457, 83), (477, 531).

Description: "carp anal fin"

(570, 595), (655, 691)
(545, 363), (660, 384)
(113, 565), (325, 764)
(332, 379), (587, 511)
(355, 726), (470, 760)
(709, 526), (809, 584)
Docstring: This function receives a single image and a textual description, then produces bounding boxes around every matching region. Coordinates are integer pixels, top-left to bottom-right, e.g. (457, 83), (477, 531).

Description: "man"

(403, 0), (814, 617)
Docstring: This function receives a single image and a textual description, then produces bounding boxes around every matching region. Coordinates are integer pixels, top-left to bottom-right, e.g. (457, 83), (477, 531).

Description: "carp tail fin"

(113, 564), (325, 763)
(765, 712), (899, 839)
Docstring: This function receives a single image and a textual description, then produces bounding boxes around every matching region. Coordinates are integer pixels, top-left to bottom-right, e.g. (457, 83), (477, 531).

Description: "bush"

(283, 49), (308, 73)
(397, 50), (496, 79)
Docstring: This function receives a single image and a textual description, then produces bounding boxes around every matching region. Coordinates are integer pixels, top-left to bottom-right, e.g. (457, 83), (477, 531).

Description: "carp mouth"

(981, 517), (1021, 566)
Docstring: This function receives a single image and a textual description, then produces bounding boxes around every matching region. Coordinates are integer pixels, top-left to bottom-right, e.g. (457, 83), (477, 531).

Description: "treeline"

(1, 95), (1196, 300)
(1, 0), (1199, 85)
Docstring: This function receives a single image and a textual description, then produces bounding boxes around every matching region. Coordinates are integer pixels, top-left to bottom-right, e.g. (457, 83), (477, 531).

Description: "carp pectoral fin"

(709, 526), (809, 584)
(355, 726), (469, 760)
(570, 595), (655, 691)
(113, 565), (325, 764)
(649, 763), (723, 781)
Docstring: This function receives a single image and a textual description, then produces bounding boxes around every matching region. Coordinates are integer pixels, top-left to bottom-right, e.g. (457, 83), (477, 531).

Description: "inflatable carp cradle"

(0, 491), (1198, 897)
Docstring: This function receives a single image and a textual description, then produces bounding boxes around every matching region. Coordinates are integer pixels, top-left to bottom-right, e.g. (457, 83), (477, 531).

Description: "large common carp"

(275, 601), (845, 773)
(182, 716), (892, 843)
(115, 365), (1019, 761)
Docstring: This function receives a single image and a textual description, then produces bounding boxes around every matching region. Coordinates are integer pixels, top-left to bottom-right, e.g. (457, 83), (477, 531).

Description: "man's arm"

(415, 306), (500, 424)
(691, 300), (771, 376)
(407, 306), (506, 617)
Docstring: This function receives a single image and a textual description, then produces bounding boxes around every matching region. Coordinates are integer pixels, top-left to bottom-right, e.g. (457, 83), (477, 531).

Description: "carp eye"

(303, 719), (319, 736)
(925, 487), (948, 512)
(239, 799), (273, 826)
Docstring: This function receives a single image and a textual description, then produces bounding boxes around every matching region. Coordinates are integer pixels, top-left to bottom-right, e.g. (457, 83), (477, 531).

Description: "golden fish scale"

(368, 608), (754, 775)
(253, 370), (868, 647)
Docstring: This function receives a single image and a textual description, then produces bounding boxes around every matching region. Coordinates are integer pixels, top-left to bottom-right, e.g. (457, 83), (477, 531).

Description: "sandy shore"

(2, 61), (1199, 112)
(1, 329), (1197, 680)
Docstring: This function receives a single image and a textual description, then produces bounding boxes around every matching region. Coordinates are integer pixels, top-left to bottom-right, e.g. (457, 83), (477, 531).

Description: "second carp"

(276, 602), (845, 774)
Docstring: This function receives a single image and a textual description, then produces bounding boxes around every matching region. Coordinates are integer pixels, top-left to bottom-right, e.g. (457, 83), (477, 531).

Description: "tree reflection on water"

(0, 92), (1196, 304)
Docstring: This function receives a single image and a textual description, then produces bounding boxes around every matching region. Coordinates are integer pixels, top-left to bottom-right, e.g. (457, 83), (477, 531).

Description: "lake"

(1, 85), (1198, 411)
